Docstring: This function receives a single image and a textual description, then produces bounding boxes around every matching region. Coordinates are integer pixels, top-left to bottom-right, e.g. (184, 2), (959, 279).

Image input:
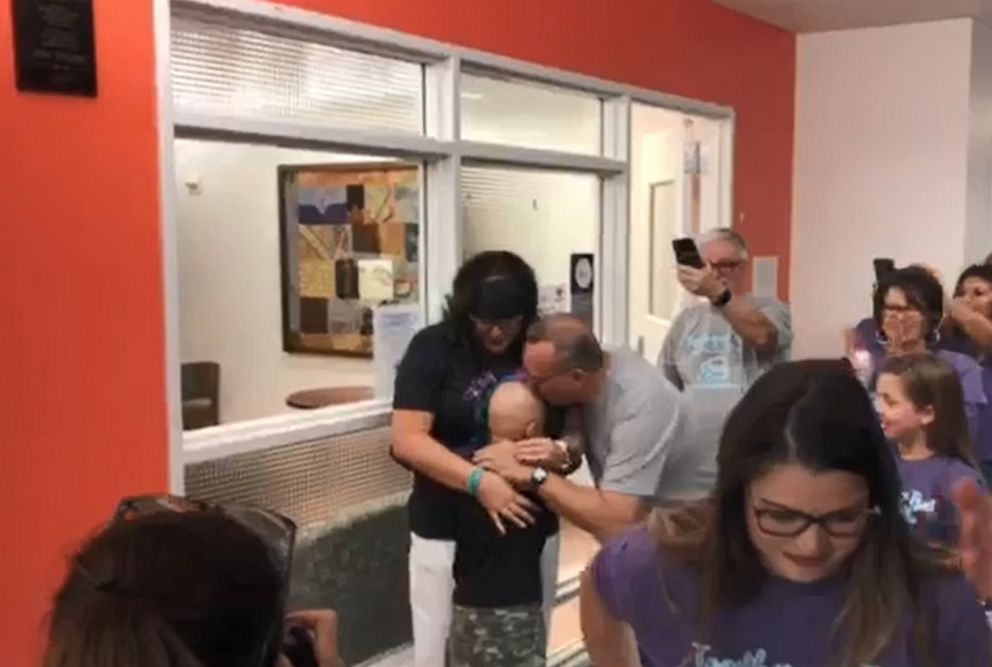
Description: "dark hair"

(444, 251), (538, 348)
(873, 267), (944, 344)
(653, 360), (952, 667)
(44, 512), (285, 667)
(880, 353), (979, 470)
(526, 314), (605, 372)
(954, 263), (992, 307)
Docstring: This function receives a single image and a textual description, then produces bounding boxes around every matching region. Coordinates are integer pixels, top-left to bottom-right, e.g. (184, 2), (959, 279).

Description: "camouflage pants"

(449, 603), (547, 667)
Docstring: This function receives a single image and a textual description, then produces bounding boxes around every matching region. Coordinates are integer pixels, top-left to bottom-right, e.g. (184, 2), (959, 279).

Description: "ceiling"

(710, 0), (992, 33)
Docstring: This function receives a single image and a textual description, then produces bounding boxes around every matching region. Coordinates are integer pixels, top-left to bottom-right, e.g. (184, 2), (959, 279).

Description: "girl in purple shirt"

(582, 360), (990, 667)
(876, 353), (984, 547)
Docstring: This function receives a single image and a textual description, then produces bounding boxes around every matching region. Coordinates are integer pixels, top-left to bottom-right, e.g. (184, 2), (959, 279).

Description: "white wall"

(174, 140), (379, 424)
(791, 19), (981, 357)
(967, 19), (992, 259)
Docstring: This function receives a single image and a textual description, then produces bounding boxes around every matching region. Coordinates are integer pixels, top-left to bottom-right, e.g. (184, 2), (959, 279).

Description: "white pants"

(409, 532), (561, 667)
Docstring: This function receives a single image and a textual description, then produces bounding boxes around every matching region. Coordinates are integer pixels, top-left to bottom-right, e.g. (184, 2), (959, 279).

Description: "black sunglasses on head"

(89, 495), (300, 667)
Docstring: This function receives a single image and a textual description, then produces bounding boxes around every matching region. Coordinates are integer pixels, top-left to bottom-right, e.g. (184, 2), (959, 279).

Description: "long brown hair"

(44, 512), (284, 667)
(652, 360), (955, 667)
(880, 353), (980, 470)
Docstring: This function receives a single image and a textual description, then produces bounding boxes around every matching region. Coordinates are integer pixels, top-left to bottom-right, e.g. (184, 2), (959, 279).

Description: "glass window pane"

(462, 166), (599, 317)
(171, 10), (424, 134)
(460, 74), (601, 155)
(175, 139), (423, 429)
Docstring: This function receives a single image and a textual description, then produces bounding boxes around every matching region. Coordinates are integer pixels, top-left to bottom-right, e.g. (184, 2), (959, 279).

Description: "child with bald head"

(448, 381), (555, 667)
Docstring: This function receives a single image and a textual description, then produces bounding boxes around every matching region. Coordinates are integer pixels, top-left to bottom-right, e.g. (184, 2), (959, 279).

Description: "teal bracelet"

(467, 467), (485, 497)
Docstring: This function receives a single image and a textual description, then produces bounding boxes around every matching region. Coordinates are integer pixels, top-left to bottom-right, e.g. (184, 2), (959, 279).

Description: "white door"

(628, 107), (731, 364)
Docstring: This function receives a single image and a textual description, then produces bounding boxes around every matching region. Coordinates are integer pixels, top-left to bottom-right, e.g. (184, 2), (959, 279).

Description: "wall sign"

(13, 0), (97, 97)
(570, 253), (595, 327)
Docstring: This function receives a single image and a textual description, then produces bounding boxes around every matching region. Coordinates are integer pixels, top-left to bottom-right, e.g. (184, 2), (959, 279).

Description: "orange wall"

(278, 0), (797, 297)
(0, 0), (167, 664)
(0, 0), (792, 663)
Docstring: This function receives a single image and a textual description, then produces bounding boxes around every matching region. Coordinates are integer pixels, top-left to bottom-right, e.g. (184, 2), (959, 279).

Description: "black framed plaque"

(13, 0), (97, 97)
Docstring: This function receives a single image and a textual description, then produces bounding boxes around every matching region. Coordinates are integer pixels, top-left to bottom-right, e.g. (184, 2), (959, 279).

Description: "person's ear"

(919, 404), (936, 427)
(524, 421), (538, 438)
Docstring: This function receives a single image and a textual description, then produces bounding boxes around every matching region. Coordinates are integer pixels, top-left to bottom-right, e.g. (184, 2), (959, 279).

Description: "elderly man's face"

(522, 342), (587, 406)
(702, 238), (748, 295)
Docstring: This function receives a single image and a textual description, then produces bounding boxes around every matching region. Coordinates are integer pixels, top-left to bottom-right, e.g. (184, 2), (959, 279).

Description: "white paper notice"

(373, 304), (423, 398)
(538, 284), (569, 316)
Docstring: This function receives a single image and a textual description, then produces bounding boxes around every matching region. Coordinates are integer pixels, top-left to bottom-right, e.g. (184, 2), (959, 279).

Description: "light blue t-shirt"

(656, 296), (793, 498)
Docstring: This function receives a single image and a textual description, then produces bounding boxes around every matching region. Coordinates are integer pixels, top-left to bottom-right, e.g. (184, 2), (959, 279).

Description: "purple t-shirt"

(941, 335), (992, 463)
(978, 362), (992, 462)
(593, 526), (990, 667)
(898, 456), (983, 546)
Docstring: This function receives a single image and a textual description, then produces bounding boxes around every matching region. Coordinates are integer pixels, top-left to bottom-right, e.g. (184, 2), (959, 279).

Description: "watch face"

(532, 468), (549, 485)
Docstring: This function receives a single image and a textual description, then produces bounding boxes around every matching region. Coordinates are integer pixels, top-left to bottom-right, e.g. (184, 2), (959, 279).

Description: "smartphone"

(873, 258), (895, 283)
(672, 238), (705, 269)
(282, 626), (319, 667)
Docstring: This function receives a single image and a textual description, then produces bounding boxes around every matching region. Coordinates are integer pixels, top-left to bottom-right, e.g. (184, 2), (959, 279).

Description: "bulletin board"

(278, 162), (420, 357)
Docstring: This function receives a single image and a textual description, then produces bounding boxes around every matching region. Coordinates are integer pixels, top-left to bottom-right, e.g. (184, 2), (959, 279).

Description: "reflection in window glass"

(175, 139), (423, 429)
(460, 73), (601, 155)
(171, 10), (424, 134)
(462, 166), (599, 316)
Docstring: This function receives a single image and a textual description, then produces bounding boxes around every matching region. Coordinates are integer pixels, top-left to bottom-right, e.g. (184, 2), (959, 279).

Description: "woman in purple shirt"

(944, 264), (992, 480)
(854, 268), (987, 436)
(582, 360), (990, 667)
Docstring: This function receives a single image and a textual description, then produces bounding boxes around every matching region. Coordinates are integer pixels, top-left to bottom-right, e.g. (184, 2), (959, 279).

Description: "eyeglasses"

(470, 315), (523, 332)
(753, 504), (880, 538)
(882, 304), (921, 318)
(95, 495), (298, 667)
(525, 366), (579, 392)
(709, 260), (743, 272)
(112, 495), (298, 574)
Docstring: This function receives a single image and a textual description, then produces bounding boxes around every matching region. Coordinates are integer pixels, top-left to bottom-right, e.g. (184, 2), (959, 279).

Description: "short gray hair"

(697, 227), (749, 260)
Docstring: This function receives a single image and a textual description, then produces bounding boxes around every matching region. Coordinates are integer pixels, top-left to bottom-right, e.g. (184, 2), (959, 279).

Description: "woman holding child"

(391, 251), (571, 667)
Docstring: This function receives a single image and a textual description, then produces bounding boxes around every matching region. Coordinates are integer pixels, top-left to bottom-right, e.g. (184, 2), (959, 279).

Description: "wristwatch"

(531, 467), (550, 491)
(711, 289), (732, 308)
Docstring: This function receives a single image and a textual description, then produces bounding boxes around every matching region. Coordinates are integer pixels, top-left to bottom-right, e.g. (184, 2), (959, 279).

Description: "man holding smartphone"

(659, 228), (792, 493)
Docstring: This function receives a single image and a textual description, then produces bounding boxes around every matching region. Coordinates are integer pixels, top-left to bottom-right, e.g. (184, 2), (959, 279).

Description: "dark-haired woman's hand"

(476, 471), (537, 535)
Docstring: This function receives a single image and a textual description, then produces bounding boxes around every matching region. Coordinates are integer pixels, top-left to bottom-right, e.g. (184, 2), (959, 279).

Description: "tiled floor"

(557, 521), (600, 583)
(551, 521), (599, 655)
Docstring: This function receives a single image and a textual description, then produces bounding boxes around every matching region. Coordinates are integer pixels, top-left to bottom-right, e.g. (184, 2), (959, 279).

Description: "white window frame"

(154, 0), (734, 492)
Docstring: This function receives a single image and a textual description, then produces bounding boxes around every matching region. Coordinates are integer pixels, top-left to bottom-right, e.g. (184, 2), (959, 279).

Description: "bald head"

(488, 382), (545, 441)
(526, 314), (604, 373)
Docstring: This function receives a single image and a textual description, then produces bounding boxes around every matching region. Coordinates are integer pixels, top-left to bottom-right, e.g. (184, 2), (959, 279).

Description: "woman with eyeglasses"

(391, 251), (574, 667)
(43, 499), (342, 667)
(581, 360), (991, 667)
(851, 267), (986, 422)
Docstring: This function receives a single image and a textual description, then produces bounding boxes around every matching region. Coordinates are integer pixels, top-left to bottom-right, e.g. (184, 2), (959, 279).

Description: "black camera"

(282, 626), (319, 667)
